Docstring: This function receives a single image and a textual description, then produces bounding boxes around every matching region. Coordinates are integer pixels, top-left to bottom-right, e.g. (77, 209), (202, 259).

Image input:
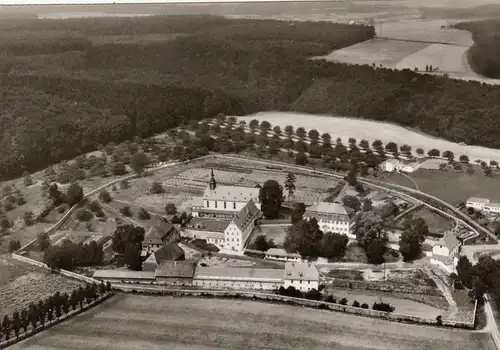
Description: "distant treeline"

(453, 19), (500, 78)
(2, 15), (500, 182)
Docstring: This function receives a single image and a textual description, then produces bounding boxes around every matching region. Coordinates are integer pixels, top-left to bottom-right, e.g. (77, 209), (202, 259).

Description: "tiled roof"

(194, 267), (284, 282)
(436, 233), (461, 251)
(284, 262), (319, 281)
(152, 242), (185, 263)
(154, 261), (196, 278)
(233, 199), (260, 232)
(203, 185), (260, 203)
(93, 269), (155, 280)
(305, 201), (347, 215)
(266, 248), (301, 258)
(144, 222), (176, 244)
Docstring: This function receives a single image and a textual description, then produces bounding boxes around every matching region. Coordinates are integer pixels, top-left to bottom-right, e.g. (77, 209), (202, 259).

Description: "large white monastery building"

(191, 169), (261, 219)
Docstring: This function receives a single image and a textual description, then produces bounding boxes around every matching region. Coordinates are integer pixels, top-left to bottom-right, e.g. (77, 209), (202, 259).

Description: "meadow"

(9, 295), (495, 350)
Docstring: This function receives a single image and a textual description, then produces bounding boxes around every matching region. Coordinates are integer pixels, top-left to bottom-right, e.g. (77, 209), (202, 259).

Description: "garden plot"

(395, 43), (469, 73)
(0, 270), (83, 315)
(315, 38), (428, 68)
(398, 207), (455, 235)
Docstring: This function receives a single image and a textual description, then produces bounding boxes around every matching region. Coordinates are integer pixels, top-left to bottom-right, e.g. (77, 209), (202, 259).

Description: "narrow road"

(424, 266), (458, 316)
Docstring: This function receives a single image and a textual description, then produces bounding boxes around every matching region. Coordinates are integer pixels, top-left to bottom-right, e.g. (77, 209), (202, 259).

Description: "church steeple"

(209, 168), (217, 191)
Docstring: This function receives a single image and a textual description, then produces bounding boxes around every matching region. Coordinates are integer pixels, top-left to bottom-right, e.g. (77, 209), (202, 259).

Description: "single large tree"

(130, 151), (150, 174)
(258, 180), (283, 219)
(284, 218), (323, 259)
(399, 218), (428, 261)
(321, 232), (349, 260)
(111, 224), (145, 270)
(284, 172), (296, 198)
(66, 182), (84, 207)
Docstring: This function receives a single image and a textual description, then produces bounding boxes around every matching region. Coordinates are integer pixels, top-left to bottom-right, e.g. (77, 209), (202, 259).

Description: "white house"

(283, 261), (320, 292)
(224, 199), (261, 253)
(465, 197), (500, 214)
(379, 159), (419, 173)
(191, 169), (261, 219)
(265, 248), (302, 262)
(466, 197), (490, 211)
(303, 201), (353, 238)
(193, 266), (284, 290)
(432, 233), (461, 258)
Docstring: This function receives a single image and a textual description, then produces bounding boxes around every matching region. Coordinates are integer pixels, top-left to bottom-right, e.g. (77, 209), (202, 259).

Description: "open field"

(399, 207), (455, 234)
(315, 38), (428, 67)
(395, 43), (469, 73)
(0, 256), (83, 315)
(9, 294), (495, 350)
(380, 170), (500, 205)
(238, 112), (500, 164)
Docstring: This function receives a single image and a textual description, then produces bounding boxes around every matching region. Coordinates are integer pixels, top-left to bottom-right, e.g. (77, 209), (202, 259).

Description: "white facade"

(432, 233), (461, 258)
(304, 202), (353, 238)
(193, 267), (284, 290)
(283, 262), (320, 292)
(192, 184), (261, 218)
(206, 235), (225, 248)
(466, 197), (490, 211)
(380, 159), (418, 173)
(224, 222), (246, 252)
(265, 248), (302, 262)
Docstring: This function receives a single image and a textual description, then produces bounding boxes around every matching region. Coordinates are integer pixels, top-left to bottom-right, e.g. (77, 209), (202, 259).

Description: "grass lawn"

(380, 169), (500, 205)
(10, 295), (494, 350)
(326, 289), (445, 318)
(250, 225), (289, 247)
(398, 207), (455, 234)
(326, 269), (364, 280)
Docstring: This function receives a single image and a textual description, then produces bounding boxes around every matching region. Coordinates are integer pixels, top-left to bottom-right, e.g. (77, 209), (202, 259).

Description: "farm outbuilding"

(193, 267), (284, 290)
(265, 248), (302, 262)
(92, 269), (156, 284)
(154, 261), (196, 286)
(142, 242), (186, 271)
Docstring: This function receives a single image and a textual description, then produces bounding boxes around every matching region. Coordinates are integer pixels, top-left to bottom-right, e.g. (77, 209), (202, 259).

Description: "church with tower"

(191, 169), (261, 220)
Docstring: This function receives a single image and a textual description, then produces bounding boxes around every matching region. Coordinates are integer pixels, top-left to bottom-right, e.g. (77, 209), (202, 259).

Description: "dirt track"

(9, 295), (495, 350)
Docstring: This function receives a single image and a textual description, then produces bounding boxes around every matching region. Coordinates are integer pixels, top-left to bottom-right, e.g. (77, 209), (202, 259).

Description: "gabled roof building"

(224, 199), (261, 253)
(191, 169), (261, 219)
(303, 201), (353, 238)
(141, 222), (180, 257)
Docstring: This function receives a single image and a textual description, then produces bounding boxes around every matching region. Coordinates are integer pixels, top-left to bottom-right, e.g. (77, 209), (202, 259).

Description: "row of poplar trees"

(0, 281), (111, 342)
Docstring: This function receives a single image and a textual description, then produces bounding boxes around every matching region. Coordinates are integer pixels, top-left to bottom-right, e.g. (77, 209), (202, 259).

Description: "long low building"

(193, 267), (284, 290)
(264, 248), (302, 262)
(94, 261), (320, 292)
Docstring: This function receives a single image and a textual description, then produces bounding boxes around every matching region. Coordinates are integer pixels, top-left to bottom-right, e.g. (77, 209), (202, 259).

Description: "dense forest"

(453, 19), (500, 78)
(1, 15), (500, 181)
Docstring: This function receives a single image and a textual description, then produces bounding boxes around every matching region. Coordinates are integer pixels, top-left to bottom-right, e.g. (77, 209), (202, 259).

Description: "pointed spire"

(209, 168), (217, 191)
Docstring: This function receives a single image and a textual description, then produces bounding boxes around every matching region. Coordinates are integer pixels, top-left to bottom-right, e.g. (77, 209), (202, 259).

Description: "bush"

(57, 204), (68, 214)
(372, 302), (395, 312)
(352, 300), (360, 308)
(75, 208), (93, 221)
(361, 303), (369, 309)
(325, 295), (336, 303)
(137, 208), (151, 220)
(120, 206), (132, 217)
(436, 315), (443, 326)
(88, 200), (102, 213)
(150, 181), (165, 194)
(8, 239), (21, 252)
(16, 196), (27, 206)
(339, 298), (348, 305)
(305, 288), (321, 301)
(99, 190), (112, 203)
